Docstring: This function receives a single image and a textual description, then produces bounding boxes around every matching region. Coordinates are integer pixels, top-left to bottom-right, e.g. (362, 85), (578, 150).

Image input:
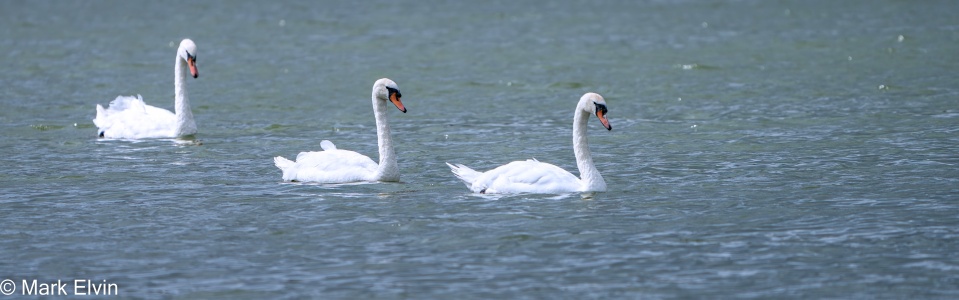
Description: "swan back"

(94, 95), (178, 139)
(473, 160), (584, 194)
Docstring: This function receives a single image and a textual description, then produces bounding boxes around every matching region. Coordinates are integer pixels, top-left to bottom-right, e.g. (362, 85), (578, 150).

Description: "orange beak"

(597, 110), (611, 131)
(389, 90), (406, 113)
(188, 57), (198, 78)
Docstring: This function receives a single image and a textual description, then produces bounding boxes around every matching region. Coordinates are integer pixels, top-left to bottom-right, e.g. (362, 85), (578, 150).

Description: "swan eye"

(386, 87), (401, 98)
(594, 102), (608, 115)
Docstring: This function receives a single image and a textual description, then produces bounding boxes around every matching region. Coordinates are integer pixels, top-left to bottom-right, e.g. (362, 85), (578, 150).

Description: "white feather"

(274, 78), (406, 183)
(93, 39), (199, 139)
(447, 93), (611, 194)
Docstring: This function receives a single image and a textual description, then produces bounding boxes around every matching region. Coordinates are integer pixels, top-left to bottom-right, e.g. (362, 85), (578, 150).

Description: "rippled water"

(2, 0), (958, 298)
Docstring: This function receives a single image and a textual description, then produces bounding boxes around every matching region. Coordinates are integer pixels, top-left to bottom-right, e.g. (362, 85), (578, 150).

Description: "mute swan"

(93, 39), (199, 139)
(274, 78), (407, 183)
(447, 92), (611, 194)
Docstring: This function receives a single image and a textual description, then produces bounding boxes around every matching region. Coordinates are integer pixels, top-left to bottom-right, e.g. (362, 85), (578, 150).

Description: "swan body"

(448, 92), (611, 194)
(274, 78), (407, 183)
(94, 39), (199, 139)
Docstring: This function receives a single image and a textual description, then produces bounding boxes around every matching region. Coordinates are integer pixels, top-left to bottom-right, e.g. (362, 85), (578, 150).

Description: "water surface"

(1, 0), (958, 298)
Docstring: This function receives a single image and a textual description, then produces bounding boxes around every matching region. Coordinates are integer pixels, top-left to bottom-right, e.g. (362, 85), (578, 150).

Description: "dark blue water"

(2, 0), (958, 298)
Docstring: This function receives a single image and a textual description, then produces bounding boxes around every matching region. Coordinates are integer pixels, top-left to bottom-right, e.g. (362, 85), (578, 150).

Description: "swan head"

(177, 39), (198, 78)
(581, 92), (611, 131)
(373, 78), (406, 113)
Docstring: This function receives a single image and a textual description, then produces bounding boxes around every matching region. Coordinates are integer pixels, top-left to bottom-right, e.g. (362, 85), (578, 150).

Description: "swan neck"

(173, 55), (196, 137)
(573, 108), (606, 191)
(372, 95), (399, 181)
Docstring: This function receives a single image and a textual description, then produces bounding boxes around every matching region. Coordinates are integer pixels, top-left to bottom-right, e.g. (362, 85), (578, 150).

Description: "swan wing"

(278, 148), (378, 183)
(471, 160), (582, 194)
(320, 140), (337, 150)
(94, 95), (177, 139)
(104, 95), (145, 113)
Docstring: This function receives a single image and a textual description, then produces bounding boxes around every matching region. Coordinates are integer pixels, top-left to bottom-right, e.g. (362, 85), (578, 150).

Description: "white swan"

(274, 78), (407, 183)
(447, 92), (611, 194)
(93, 39), (199, 139)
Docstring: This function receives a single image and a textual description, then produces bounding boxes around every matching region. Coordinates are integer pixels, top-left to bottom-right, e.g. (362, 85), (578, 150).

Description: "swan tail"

(447, 162), (481, 186)
(94, 104), (107, 123)
(93, 104), (108, 136)
(274, 156), (295, 171)
(95, 104), (106, 118)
